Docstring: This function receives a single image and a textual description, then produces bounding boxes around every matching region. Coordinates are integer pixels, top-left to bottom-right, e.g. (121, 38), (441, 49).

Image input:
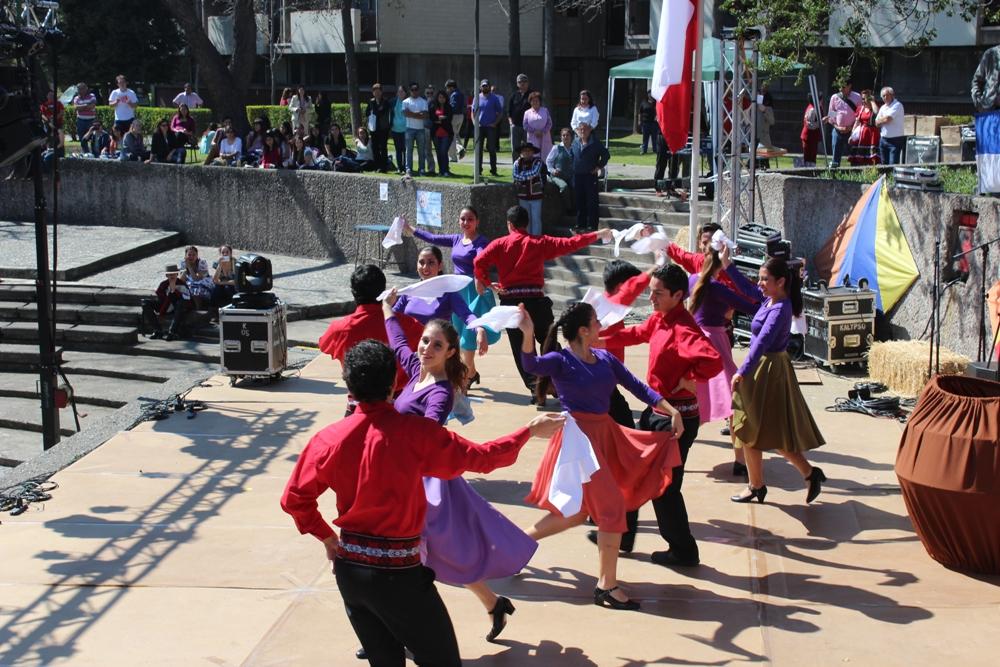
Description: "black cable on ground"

(0, 477), (58, 516)
(825, 382), (915, 422)
(137, 387), (206, 422)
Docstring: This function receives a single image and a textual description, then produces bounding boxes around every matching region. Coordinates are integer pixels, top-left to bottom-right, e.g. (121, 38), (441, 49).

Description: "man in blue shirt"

(571, 122), (610, 232)
(446, 80), (466, 162)
(476, 79), (503, 177)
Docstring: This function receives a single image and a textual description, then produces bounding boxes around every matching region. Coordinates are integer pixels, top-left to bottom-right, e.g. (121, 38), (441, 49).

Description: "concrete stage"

(1, 344), (998, 666)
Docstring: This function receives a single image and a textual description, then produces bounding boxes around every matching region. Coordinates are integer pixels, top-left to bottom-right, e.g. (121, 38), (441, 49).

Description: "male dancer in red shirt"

(281, 340), (563, 666)
(474, 205), (612, 403)
(602, 264), (722, 567)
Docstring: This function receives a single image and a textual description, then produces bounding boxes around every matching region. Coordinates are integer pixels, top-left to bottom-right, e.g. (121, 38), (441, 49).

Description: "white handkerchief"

(466, 305), (523, 332)
(582, 287), (631, 329)
(630, 231), (670, 255)
(377, 274), (472, 303)
(548, 413), (600, 517)
(710, 229), (738, 252)
(611, 222), (646, 257)
(381, 216), (405, 249)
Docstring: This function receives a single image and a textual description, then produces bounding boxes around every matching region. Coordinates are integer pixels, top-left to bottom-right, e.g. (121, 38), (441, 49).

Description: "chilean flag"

(652, 0), (698, 153)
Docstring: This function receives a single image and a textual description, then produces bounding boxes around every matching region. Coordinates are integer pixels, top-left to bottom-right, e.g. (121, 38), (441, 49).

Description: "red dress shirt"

(602, 305), (722, 404)
(280, 401), (530, 541)
(474, 229), (597, 290)
(666, 242), (739, 292)
(602, 272), (651, 363)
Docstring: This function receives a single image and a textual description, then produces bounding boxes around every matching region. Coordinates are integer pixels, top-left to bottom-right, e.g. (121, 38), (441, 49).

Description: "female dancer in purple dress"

(382, 290), (537, 642)
(518, 302), (683, 611)
(403, 206), (499, 385)
(687, 248), (756, 477)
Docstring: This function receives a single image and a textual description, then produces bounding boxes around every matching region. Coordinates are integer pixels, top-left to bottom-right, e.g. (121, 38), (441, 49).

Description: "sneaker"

(490, 170), (499, 177)
(458, 146), (466, 159)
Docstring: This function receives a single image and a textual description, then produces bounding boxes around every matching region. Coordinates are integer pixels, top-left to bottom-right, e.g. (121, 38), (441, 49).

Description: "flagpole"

(686, 3), (704, 251)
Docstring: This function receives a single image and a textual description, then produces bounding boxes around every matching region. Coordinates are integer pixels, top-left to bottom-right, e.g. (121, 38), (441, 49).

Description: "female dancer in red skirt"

(517, 301), (683, 610)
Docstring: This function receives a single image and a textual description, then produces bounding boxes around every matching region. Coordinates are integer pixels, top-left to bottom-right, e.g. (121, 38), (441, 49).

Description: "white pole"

(687, 4), (705, 251)
(605, 77), (614, 191)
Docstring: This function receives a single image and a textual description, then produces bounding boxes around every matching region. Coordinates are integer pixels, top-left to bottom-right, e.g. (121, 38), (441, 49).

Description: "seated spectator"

(203, 116), (233, 165)
(324, 123), (350, 159)
(171, 104), (196, 149)
(211, 244), (238, 316)
(180, 245), (214, 309)
(119, 120), (148, 162)
(103, 126), (122, 159)
(308, 124), (323, 148)
(81, 120), (111, 158)
(199, 122), (219, 155)
(141, 263), (194, 341)
(334, 126), (376, 172)
(279, 120), (294, 145)
(148, 119), (183, 164)
(41, 127), (65, 172)
(279, 133), (296, 168)
(245, 118), (267, 164)
(212, 127), (243, 167)
(258, 132), (282, 169)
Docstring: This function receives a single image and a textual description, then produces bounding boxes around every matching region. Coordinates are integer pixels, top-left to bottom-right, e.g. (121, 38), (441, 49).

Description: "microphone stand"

(951, 235), (1000, 368)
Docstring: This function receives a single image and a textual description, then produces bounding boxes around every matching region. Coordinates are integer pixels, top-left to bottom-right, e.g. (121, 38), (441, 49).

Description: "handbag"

(848, 123), (862, 146)
(367, 112), (377, 132)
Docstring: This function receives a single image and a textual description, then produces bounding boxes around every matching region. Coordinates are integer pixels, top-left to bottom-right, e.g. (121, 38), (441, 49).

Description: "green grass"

(826, 164), (978, 195)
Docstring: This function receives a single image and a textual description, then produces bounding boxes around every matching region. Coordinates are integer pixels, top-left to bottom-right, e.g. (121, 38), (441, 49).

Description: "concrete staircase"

(544, 190), (714, 312)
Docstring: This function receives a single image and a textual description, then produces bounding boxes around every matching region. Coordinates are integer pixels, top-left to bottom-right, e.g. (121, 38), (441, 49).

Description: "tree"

(159, 0), (258, 133)
(508, 0), (521, 88)
(341, 0), (362, 132)
(57, 0), (182, 89)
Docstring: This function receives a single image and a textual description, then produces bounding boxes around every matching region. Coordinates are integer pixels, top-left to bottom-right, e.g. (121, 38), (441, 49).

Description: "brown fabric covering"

(896, 375), (1000, 574)
(731, 352), (825, 452)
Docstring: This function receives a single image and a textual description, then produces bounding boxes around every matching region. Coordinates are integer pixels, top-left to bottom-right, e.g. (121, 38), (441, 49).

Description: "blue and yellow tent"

(814, 176), (919, 312)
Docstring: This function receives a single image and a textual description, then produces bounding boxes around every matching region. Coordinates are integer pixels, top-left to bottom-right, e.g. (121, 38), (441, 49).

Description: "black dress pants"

(372, 129), (390, 171)
(335, 560), (461, 667)
(624, 408), (701, 559)
(498, 294), (554, 393)
(609, 388), (639, 537)
(654, 141), (680, 187)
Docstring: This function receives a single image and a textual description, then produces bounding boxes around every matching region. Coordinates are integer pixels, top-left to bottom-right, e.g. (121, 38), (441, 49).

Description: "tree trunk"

(341, 0), (362, 133)
(159, 0), (256, 135)
(542, 0), (554, 112)
(508, 0), (521, 89)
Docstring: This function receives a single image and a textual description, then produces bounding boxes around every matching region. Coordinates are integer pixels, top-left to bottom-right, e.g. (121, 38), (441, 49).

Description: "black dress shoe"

(355, 647), (366, 660)
(149, 330), (164, 340)
(585, 530), (634, 554)
(731, 485), (767, 503)
(732, 461), (749, 478)
(594, 586), (640, 610)
(486, 595), (515, 642)
(650, 550), (700, 567)
(805, 466), (827, 503)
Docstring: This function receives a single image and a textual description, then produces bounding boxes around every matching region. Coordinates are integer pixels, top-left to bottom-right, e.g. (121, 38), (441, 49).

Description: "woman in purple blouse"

(518, 301), (683, 612)
(403, 206), (499, 385)
(723, 251), (826, 505)
(381, 291), (536, 644)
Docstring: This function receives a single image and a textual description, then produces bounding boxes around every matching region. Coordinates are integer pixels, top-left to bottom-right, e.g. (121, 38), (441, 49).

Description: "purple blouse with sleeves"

(687, 273), (758, 328)
(412, 229), (490, 277)
(392, 290), (476, 326)
(385, 315), (454, 424)
(521, 348), (662, 413)
(724, 264), (792, 376)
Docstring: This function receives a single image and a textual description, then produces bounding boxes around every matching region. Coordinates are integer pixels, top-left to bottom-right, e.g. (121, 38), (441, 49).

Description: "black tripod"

(951, 235), (1000, 382)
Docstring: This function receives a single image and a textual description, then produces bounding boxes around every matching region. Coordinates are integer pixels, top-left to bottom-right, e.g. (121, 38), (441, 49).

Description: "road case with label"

(219, 302), (287, 381)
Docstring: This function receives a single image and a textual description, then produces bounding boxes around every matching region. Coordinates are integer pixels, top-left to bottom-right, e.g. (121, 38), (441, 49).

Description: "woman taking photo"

(721, 246), (826, 504)
(519, 302), (682, 611)
(404, 206), (498, 386)
(379, 293), (536, 646)
(570, 89), (599, 132)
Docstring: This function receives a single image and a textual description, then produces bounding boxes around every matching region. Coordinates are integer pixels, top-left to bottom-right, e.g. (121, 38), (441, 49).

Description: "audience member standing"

(800, 94), (822, 167)
(522, 92), (553, 159)
(391, 85), (409, 174)
(825, 79), (862, 168)
(314, 91), (332, 137)
(570, 89), (599, 132)
(71, 83), (97, 152)
(446, 79), (466, 161)
(109, 75), (138, 135)
(278, 87), (292, 106)
(513, 142), (545, 235)
(875, 86), (905, 165)
(39, 90), (64, 130)
(546, 128), (576, 212)
(972, 44), (1000, 112)
(508, 74), (534, 162)
(847, 90), (880, 166)
(429, 90), (454, 177)
(423, 85), (438, 175)
(172, 83), (204, 109)
(639, 90), (659, 154)
(402, 83), (429, 176)
(571, 122), (609, 232)
(365, 83), (394, 172)
(288, 86), (312, 133)
(476, 79), (503, 177)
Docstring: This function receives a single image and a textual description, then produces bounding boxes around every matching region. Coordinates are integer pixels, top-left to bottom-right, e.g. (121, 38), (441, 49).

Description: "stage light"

(235, 254), (273, 294)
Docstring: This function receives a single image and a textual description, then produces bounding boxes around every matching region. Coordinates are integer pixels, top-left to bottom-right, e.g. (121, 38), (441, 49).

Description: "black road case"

(220, 302), (288, 381)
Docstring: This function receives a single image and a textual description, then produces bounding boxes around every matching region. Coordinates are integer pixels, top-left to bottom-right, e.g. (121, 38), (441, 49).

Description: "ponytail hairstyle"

(534, 302), (597, 404)
(688, 249), (723, 315)
(763, 257), (803, 317)
(424, 318), (467, 393)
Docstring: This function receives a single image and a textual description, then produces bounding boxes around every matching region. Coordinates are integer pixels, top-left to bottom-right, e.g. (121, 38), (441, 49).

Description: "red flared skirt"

(525, 411), (681, 533)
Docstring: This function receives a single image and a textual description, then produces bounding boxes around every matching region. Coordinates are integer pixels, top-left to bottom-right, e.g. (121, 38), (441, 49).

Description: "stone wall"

(724, 174), (1000, 360)
(0, 160), (565, 274)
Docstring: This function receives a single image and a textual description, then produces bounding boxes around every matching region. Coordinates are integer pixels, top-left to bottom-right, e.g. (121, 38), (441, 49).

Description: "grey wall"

(723, 174), (1000, 360)
(0, 160), (564, 274)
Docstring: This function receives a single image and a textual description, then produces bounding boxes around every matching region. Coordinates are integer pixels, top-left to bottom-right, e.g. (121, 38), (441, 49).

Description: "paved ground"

(2, 341), (997, 666)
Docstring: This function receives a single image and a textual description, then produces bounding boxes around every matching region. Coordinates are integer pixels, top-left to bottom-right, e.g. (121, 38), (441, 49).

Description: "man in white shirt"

(875, 86), (905, 165)
(72, 83), (98, 153)
(172, 83), (204, 109)
(401, 82), (428, 176)
(108, 74), (138, 134)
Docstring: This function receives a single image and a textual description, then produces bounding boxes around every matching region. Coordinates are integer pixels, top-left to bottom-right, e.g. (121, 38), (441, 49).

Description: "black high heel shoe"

(468, 372), (481, 386)
(731, 485), (768, 503)
(732, 461), (749, 478)
(805, 467), (827, 503)
(585, 529), (634, 554)
(486, 595), (515, 642)
(594, 586), (640, 611)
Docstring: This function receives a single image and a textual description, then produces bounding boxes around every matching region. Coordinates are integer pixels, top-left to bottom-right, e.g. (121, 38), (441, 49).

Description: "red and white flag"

(652, 0), (698, 153)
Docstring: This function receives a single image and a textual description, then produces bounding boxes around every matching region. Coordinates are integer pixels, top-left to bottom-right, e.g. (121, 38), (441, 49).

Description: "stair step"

(0, 396), (118, 437)
(0, 283), (152, 307)
(598, 205), (713, 224)
(2, 321), (139, 346)
(0, 372), (162, 408)
(0, 301), (142, 326)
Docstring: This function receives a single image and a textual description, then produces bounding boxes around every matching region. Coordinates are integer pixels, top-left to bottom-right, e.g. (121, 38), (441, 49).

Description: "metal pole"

(728, 42), (741, 239)
(473, 0), (481, 184)
(808, 74), (828, 168)
(605, 77), (613, 192)
(687, 9), (704, 251)
(746, 44), (758, 227)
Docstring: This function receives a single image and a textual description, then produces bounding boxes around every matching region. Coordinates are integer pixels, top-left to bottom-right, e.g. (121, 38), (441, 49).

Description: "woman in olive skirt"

(720, 247), (826, 504)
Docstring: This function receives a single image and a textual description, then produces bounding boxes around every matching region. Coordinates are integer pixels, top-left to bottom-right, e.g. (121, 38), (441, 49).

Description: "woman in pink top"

(522, 92), (553, 159)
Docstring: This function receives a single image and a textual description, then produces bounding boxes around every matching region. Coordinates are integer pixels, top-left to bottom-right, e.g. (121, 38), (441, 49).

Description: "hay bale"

(868, 340), (969, 397)
(674, 226), (689, 250)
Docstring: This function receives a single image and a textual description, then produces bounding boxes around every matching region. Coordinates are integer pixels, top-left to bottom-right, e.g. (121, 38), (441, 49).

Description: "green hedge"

(63, 106), (214, 137)
(245, 103), (358, 131)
